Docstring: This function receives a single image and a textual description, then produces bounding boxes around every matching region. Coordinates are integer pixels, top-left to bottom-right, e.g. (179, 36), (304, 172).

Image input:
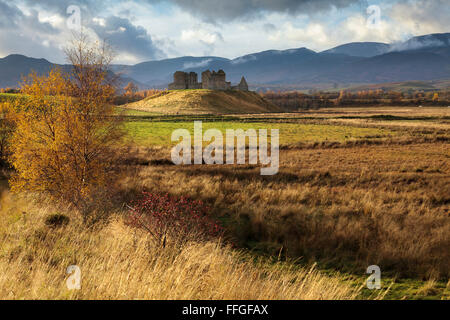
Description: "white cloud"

(269, 22), (329, 49)
(181, 28), (223, 45)
(390, 0), (450, 36)
(231, 55), (257, 64)
(182, 58), (212, 69)
(338, 14), (401, 43)
(92, 17), (106, 27)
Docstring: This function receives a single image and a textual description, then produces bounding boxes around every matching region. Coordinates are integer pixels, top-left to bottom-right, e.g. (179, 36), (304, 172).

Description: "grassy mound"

(122, 89), (283, 115)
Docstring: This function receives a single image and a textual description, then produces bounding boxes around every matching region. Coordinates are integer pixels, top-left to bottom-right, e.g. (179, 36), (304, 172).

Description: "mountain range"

(1, 33), (449, 90)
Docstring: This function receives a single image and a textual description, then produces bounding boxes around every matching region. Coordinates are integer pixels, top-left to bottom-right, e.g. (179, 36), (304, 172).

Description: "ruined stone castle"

(168, 69), (248, 91)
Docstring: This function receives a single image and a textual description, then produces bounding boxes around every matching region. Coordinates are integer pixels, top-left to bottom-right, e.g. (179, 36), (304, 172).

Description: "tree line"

(260, 89), (450, 111)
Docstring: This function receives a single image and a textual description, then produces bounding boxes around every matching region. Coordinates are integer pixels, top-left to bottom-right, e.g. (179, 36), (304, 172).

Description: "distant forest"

(259, 89), (450, 110)
(3, 85), (449, 111)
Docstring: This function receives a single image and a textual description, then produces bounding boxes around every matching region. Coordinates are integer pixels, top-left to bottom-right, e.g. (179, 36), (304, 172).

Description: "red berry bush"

(127, 192), (223, 247)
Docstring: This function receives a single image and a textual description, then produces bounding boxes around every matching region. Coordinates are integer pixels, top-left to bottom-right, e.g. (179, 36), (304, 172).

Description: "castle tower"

(169, 71), (188, 90)
(215, 70), (228, 90)
(188, 72), (198, 88)
(201, 70), (212, 89)
(238, 76), (248, 91)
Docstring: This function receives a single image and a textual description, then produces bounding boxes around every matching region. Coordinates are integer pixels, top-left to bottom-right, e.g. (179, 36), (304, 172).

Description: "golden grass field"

(0, 191), (361, 300)
(0, 106), (449, 300)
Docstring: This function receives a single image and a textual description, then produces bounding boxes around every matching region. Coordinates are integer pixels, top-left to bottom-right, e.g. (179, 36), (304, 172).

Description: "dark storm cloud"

(157, 0), (362, 22)
(90, 16), (164, 61)
(23, 0), (106, 14)
(0, 0), (63, 62)
(0, 1), (21, 28)
(0, 0), (165, 62)
(0, 0), (57, 33)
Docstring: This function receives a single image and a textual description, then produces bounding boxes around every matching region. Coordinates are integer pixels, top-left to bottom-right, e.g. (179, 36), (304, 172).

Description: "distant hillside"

(0, 54), (145, 89)
(324, 50), (450, 83)
(322, 42), (390, 57)
(0, 54), (55, 88)
(390, 33), (450, 52)
(2, 33), (450, 89)
(122, 90), (282, 115)
(115, 33), (450, 87)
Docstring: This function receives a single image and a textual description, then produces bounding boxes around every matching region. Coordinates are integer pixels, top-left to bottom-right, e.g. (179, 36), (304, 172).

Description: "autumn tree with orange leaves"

(0, 101), (16, 162)
(9, 34), (122, 220)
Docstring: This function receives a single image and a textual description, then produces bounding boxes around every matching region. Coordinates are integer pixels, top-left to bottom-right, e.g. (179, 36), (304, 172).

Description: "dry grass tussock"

(0, 191), (359, 300)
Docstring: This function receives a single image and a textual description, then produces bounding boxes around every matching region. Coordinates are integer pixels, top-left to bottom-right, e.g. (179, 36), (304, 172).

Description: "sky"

(0, 0), (448, 65)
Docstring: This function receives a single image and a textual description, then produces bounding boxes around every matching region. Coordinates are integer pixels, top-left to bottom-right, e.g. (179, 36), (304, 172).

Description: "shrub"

(127, 192), (223, 247)
(44, 213), (70, 228)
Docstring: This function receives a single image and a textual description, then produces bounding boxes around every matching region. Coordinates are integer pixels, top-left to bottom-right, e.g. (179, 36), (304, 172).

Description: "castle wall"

(169, 70), (248, 91)
(201, 70), (232, 90)
(169, 71), (201, 89)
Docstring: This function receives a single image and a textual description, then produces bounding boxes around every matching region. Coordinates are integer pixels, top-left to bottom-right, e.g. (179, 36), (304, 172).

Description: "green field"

(123, 120), (396, 147)
(0, 93), (21, 103)
(115, 106), (163, 116)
